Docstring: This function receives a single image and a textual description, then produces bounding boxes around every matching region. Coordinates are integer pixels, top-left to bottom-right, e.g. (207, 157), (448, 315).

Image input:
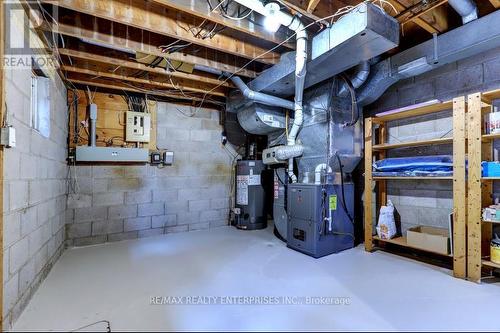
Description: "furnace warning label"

(236, 175), (249, 205)
(329, 195), (337, 211)
(248, 174), (261, 186)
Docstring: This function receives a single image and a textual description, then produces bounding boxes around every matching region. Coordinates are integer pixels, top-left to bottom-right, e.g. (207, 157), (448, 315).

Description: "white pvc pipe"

(315, 163), (332, 185)
(233, 0), (308, 184)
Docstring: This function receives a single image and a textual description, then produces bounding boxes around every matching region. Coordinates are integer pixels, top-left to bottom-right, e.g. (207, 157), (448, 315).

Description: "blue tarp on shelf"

(373, 155), (453, 176)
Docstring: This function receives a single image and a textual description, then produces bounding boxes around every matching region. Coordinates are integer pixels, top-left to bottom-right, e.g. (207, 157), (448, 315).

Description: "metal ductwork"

(449, 0), (478, 24)
(231, 0), (308, 183)
(230, 76), (294, 110)
(248, 3), (399, 97)
(358, 8), (500, 106)
(338, 61), (371, 97)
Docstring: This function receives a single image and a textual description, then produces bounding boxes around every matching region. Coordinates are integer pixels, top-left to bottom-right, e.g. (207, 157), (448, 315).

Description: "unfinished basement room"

(1, 0), (500, 331)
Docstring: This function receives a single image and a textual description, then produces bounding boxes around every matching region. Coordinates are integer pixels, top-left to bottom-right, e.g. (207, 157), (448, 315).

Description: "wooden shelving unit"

(467, 89), (500, 283)
(372, 137), (453, 151)
(373, 236), (454, 257)
(373, 176), (453, 181)
(364, 97), (467, 279)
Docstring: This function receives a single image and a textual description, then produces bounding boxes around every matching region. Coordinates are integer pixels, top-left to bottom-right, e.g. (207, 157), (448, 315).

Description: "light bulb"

(263, 2), (281, 32)
(264, 16), (281, 32)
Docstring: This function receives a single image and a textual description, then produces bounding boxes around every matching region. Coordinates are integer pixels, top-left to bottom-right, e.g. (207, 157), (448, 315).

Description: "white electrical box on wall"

(126, 111), (151, 142)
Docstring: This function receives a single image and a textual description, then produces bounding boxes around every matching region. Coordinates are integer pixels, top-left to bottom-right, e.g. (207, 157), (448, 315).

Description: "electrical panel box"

(76, 146), (149, 162)
(150, 151), (162, 165)
(0, 126), (16, 148)
(163, 151), (174, 166)
(126, 111), (151, 142)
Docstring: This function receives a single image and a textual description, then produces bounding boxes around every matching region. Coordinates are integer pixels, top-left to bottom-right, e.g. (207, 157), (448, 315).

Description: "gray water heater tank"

(235, 160), (267, 230)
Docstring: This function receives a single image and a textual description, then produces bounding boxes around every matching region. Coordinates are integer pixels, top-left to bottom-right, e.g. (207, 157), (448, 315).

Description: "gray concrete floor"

(12, 226), (500, 331)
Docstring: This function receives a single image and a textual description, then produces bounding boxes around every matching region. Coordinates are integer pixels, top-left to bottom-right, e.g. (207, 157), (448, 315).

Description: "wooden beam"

(149, 0), (294, 49)
(467, 92), (483, 283)
(489, 0), (500, 9)
(307, 0), (321, 13)
(280, 0), (327, 24)
(0, 0), (4, 328)
(38, 21), (258, 78)
(400, 0), (448, 26)
(65, 76), (223, 105)
(41, 0), (280, 65)
(364, 117), (374, 252)
(387, 0), (440, 34)
(452, 96), (466, 279)
(58, 48), (232, 88)
(60, 65), (227, 97)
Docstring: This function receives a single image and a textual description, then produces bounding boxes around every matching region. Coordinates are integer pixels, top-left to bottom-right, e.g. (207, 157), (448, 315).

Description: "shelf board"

(482, 133), (500, 141)
(482, 219), (500, 224)
(373, 176), (453, 180)
(372, 137), (453, 151)
(482, 260), (500, 269)
(483, 88), (500, 104)
(375, 100), (453, 122)
(481, 177), (500, 181)
(373, 236), (453, 257)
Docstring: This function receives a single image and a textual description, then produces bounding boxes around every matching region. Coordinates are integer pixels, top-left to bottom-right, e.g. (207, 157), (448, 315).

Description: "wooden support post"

(467, 93), (483, 283)
(452, 96), (467, 279)
(481, 106), (493, 262)
(364, 117), (374, 252)
(377, 124), (387, 209)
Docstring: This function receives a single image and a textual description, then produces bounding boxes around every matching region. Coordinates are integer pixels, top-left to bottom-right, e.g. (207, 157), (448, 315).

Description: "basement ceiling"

(32, 0), (500, 108)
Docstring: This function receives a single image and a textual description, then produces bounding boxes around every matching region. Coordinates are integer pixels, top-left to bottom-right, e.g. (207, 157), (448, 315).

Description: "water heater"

(234, 160), (267, 230)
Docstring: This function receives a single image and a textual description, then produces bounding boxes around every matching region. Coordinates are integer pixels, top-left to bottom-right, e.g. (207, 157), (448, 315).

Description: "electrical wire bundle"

(206, 0), (253, 21)
(125, 95), (148, 113)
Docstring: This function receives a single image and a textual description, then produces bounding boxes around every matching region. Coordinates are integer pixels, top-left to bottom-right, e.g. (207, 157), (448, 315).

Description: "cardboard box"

(407, 226), (450, 255)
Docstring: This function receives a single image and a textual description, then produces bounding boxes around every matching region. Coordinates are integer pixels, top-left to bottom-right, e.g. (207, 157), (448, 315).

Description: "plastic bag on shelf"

(376, 200), (397, 240)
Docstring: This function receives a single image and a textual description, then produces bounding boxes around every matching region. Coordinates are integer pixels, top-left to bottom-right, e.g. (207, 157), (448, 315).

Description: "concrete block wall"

(65, 103), (234, 246)
(3, 67), (68, 326)
(368, 46), (500, 234)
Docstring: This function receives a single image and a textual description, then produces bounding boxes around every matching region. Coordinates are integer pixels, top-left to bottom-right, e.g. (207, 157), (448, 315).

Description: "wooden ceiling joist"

(149, 0), (295, 49)
(307, 0), (322, 13)
(58, 48), (232, 88)
(399, 0), (449, 26)
(387, 0), (440, 34)
(66, 75), (224, 105)
(279, 0), (326, 24)
(41, 0), (280, 65)
(489, 0), (500, 9)
(39, 21), (258, 78)
(60, 64), (227, 97)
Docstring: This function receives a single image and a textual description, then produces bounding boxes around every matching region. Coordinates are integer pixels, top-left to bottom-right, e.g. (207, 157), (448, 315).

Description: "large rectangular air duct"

(248, 2), (399, 97)
(357, 8), (500, 106)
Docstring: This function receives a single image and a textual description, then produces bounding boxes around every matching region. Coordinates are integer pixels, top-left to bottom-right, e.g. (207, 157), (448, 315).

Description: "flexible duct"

(230, 76), (295, 110)
(449, 0), (478, 24)
(338, 61), (370, 97)
(274, 144), (304, 161)
(315, 163), (333, 185)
